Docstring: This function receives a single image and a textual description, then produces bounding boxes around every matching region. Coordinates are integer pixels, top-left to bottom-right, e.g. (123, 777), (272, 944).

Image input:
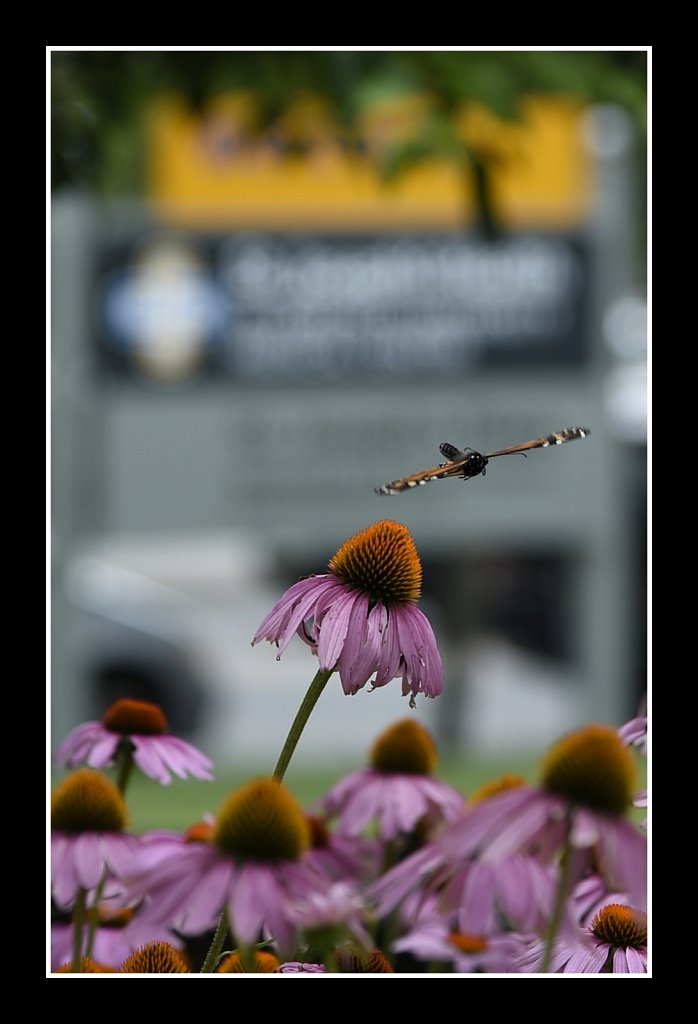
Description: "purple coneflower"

(127, 779), (330, 957)
(304, 815), (381, 883)
(253, 520), (442, 706)
(218, 950), (281, 973)
(287, 881), (372, 952)
(119, 941), (190, 973)
(368, 774), (549, 928)
(518, 903), (648, 973)
(55, 698), (214, 786)
(51, 769), (137, 910)
(370, 725), (647, 919)
(314, 718), (463, 842)
(569, 874), (628, 927)
(51, 899), (183, 970)
(394, 921), (524, 973)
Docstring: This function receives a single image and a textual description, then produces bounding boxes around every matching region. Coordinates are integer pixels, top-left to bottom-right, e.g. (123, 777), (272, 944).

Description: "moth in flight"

(375, 426), (590, 495)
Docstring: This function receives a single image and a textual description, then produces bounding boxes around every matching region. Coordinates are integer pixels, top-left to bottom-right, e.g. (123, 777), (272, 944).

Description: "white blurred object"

(62, 530), (437, 765)
(460, 636), (585, 754)
(602, 293), (648, 444)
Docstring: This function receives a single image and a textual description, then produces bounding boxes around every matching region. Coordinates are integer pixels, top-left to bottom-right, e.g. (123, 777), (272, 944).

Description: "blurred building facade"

(51, 90), (647, 763)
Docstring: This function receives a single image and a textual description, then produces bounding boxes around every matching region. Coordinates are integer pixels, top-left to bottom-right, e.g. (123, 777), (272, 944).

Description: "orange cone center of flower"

(590, 904), (647, 949)
(54, 958), (116, 973)
(335, 947), (394, 973)
(102, 698), (168, 735)
(96, 906), (134, 929)
(184, 821), (215, 843)
(370, 718), (438, 774)
(328, 520), (422, 606)
(217, 950), (281, 973)
(120, 941), (189, 973)
(539, 723), (637, 815)
(306, 814), (331, 849)
(469, 773), (527, 804)
(214, 778), (310, 862)
(448, 932), (489, 954)
(51, 769), (128, 834)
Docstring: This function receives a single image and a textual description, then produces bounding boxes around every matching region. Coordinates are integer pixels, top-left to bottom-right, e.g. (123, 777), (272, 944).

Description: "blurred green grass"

(116, 753), (540, 833)
(52, 750), (646, 833)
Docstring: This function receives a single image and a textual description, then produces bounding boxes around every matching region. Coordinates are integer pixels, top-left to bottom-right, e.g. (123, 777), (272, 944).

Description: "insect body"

(375, 426), (590, 495)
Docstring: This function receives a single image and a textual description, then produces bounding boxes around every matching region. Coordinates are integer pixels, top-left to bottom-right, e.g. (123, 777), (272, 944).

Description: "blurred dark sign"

(99, 232), (589, 382)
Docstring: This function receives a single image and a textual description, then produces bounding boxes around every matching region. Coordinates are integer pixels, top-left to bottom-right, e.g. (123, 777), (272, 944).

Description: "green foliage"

(51, 50), (647, 203)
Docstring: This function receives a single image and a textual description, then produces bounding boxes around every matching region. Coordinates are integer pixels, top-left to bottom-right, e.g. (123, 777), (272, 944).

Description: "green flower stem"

(201, 909), (230, 974)
(114, 739), (135, 794)
(71, 887), (87, 972)
(539, 818), (575, 974)
(273, 668), (334, 782)
(199, 668), (334, 973)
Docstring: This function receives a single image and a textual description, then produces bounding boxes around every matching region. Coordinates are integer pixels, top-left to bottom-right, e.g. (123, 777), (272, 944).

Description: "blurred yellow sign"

(147, 93), (592, 231)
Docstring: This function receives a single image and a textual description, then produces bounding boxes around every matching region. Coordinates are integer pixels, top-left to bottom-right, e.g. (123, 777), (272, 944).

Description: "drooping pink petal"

(85, 733), (120, 768)
(141, 845), (219, 928)
(164, 736), (214, 779)
(339, 601), (385, 693)
(367, 842), (445, 916)
(333, 780), (385, 838)
(570, 807), (601, 847)
(564, 944), (608, 972)
(73, 832), (105, 890)
(315, 587), (363, 671)
(455, 861), (497, 934)
(373, 608), (402, 687)
(595, 816), (647, 909)
(625, 946), (647, 972)
(179, 856), (233, 935)
(382, 778), (429, 838)
(469, 793), (550, 861)
(52, 838), (80, 908)
(55, 722), (102, 764)
(394, 605), (443, 698)
(334, 594), (374, 693)
(135, 735), (213, 783)
(228, 863), (277, 946)
(254, 576), (338, 658)
(416, 776), (465, 821)
(132, 740), (171, 784)
(100, 834), (138, 879)
(253, 576), (322, 640)
(613, 947), (630, 972)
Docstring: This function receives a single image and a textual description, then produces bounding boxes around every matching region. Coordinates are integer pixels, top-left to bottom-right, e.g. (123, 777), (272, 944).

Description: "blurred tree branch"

(51, 50), (647, 235)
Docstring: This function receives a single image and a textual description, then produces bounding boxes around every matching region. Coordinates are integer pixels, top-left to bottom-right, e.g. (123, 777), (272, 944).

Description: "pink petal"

(339, 600), (384, 693)
(613, 947), (630, 972)
(52, 837), (79, 907)
(180, 856), (233, 934)
(55, 722), (102, 764)
(596, 817), (647, 909)
(132, 740), (171, 784)
(625, 946), (647, 972)
(101, 834), (138, 878)
(316, 587), (362, 671)
(74, 833), (105, 890)
(564, 944), (608, 972)
(85, 733), (119, 768)
(456, 862), (497, 934)
(228, 864), (276, 945)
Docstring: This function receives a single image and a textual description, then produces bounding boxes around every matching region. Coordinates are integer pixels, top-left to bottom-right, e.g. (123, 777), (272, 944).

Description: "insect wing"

(375, 458), (470, 495)
(484, 426), (590, 460)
